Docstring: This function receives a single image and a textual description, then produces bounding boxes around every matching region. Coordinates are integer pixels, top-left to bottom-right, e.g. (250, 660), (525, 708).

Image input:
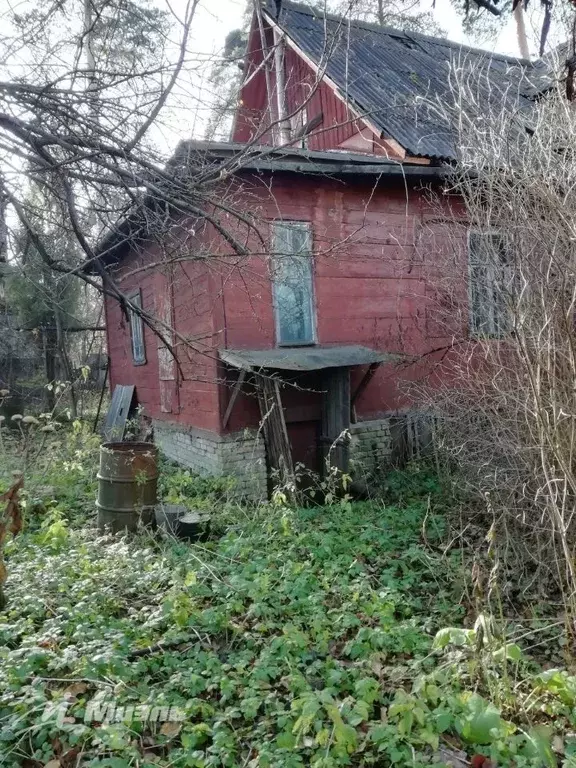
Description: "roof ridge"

(268, 0), (537, 67)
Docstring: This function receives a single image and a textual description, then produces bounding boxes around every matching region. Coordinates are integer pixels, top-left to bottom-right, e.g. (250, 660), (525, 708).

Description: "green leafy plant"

(159, 464), (236, 511)
(0, 432), (573, 767)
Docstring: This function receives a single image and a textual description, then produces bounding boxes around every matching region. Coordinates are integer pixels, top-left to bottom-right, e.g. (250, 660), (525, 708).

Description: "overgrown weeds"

(1, 433), (576, 766)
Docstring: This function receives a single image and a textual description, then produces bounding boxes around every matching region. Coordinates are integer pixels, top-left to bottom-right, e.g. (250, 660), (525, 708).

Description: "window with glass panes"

(128, 290), (146, 364)
(468, 232), (512, 337)
(271, 221), (316, 346)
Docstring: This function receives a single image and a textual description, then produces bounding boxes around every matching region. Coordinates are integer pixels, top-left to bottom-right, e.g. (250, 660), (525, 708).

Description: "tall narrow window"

(271, 221), (316, 346)
(128, 290), (146, 364)
(156, 284), (176, 413)
(469, 232), (512, 337)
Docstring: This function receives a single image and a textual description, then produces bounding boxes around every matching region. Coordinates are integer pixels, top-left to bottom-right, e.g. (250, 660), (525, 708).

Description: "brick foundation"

(349, 418), (392, 479)
(153, 417), (394, 500)
(152, 420), (267, 500)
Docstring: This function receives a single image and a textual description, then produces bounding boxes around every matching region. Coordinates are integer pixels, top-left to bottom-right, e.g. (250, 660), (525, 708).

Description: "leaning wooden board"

(102, 385), (135, 442)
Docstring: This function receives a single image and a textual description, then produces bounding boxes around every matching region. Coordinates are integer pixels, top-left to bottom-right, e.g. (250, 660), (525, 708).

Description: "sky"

(180, 0), (559, 61)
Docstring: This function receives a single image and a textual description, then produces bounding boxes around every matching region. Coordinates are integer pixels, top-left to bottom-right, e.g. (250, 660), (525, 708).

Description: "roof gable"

(265, 0), (550, 160)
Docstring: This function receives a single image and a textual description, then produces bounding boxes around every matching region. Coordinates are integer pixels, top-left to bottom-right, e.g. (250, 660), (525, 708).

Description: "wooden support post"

(256, 373), (295, 496)
(222, 369), (246, 430)
(350, 362), (380, 423)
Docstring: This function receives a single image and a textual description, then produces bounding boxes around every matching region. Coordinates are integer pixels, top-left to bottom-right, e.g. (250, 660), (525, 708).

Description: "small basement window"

(128, 290), (146, 364)
(468, 231), (512, 338)
(271, 221), (316, 346)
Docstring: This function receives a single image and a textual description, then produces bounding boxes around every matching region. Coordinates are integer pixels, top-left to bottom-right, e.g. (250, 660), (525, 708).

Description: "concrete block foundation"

(152, 420), (267, 500)
(153, 418), (394, 500)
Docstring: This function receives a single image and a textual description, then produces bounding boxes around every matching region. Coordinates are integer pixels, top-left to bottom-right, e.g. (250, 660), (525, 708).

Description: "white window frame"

(468, 230), (513, 338)
(271, 221), (317, 347)
(128, 289), (146, 365)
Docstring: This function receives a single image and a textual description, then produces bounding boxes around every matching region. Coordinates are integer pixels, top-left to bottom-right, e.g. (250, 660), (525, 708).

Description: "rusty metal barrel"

(97, 442), (158, 533)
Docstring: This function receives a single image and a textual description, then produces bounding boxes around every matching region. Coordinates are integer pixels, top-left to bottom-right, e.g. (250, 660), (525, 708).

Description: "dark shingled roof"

(266, 0), (551, 161)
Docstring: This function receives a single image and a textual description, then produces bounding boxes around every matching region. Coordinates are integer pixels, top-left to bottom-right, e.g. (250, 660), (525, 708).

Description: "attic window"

(291, 107), (309, 148)
(291, 110), (323, 149)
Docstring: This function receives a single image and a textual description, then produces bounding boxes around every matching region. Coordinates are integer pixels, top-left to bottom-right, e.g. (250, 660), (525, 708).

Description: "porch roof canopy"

(220, 345), (397, 372)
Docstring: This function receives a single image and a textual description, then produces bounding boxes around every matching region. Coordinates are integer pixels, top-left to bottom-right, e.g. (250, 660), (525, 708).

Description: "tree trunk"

(55, 311), (77, 419)
(43, 327), (56, 412)
(377, 0), (385, 26)
(514, 3), (530, 59)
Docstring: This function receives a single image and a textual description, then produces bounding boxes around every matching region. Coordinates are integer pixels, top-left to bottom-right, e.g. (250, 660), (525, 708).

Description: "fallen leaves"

(63, 681), (88, 698)
(159, 721), (181, 738)
(0, 474), (24, 537)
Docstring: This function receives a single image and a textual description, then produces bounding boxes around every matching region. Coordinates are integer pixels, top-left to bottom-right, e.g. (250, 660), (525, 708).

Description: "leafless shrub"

(416, 61), (576, 622)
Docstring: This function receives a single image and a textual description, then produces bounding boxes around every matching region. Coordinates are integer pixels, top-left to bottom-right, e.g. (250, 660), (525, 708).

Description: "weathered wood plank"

(222, 370), (247, 430)
(103, 385), (135, 442)
(321, 367), (350, 474)
(256, 374), (295, 494)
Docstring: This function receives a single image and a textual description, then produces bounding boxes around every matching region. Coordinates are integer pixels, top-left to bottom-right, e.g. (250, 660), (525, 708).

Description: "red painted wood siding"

(208, 172), (464, 431)
(233, 20), (274, 144)
(233, 19), (375, 151)
(105, 232), (221, 433)
(282, 46), (360, 151)
(104, 171), (465, 437)
(105, 246), (163, 420)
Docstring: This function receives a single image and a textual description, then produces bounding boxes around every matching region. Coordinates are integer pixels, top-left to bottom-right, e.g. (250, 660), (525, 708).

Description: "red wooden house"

(95, 1), (545, 496)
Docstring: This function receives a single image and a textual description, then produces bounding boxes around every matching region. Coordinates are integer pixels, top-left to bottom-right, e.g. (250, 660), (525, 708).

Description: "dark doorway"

(287, 420), (321, 474)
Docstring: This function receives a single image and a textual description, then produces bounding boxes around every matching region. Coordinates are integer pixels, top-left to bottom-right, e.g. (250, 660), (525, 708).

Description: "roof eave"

(88, 142), (450, 273)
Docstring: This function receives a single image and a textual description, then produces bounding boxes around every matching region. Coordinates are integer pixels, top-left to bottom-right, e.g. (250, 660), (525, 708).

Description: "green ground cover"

(0, 424), (574, 767)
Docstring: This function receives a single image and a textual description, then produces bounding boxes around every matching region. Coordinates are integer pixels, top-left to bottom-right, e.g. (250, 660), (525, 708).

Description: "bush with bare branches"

(417, 62), (576, 628)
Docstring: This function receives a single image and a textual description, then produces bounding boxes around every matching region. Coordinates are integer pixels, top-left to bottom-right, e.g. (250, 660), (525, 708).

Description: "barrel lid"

(180, 511), (211, 524)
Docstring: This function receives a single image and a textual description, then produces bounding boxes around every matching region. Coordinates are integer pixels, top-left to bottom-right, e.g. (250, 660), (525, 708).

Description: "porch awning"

(219, 345), (398, 372)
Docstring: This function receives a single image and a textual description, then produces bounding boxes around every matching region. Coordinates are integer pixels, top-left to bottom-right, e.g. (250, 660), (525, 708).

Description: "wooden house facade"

(96, 1), (545, 495)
